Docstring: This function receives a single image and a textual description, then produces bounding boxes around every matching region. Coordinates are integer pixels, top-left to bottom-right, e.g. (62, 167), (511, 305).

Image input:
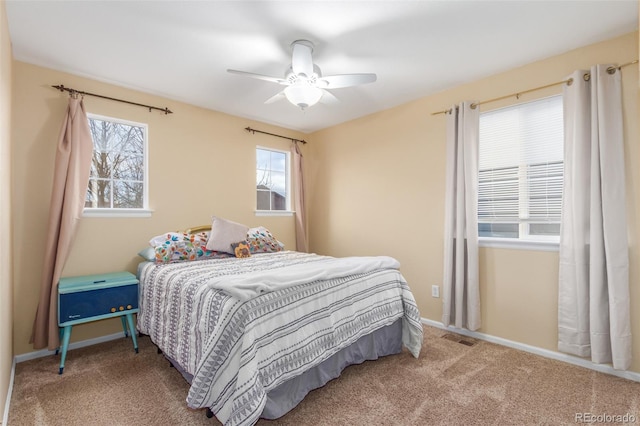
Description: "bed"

(136, 223), (423, 426)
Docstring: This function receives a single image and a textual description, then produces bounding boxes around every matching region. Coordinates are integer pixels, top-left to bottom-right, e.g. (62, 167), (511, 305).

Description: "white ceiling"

(5, 1), (638, 133)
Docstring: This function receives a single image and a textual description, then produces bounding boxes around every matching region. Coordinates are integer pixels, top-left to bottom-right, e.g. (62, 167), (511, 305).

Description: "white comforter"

(205, 255), (401, 300)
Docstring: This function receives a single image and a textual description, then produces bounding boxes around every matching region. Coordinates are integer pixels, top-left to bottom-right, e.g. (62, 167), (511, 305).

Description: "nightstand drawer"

(58, 271), (139, 326)
(59, 283), (138, 323)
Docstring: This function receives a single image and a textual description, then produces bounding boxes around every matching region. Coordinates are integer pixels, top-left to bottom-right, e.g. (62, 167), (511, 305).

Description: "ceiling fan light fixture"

(284, 81), (322, 110)
(227, 39), (376, 109)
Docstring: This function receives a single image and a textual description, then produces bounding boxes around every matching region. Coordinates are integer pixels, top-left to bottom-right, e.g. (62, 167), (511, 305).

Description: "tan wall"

(11, 62), (305, 355)
(308, 32), (640, 373)
(0, 0), (13, 418)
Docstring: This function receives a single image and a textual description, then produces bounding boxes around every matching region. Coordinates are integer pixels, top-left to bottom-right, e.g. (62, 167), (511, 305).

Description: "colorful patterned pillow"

(245, 226), (285, 253)
(149, 231), (210, 248)
(231, 241), (251, 258)
(150, 232), (221, 263)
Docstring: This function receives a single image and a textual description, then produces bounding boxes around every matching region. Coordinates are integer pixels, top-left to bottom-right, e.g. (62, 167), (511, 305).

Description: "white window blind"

(478, 95), (563, 240)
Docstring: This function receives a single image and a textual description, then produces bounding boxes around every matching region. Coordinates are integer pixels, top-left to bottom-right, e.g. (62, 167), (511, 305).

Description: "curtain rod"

(431, 59), (638, 116)
(51, 85), (173, 114)
(245, 127), (307, 144)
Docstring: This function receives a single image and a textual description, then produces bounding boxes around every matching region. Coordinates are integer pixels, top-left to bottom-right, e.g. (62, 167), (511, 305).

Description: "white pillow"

(206, 217), (249, 253)
(137, 246), (156, 261)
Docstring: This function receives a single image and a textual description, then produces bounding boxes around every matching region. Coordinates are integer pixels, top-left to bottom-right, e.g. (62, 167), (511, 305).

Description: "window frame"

(477, 95), (563, 251)
(83, 113), (151, 218)
(255, 145), (293, 216)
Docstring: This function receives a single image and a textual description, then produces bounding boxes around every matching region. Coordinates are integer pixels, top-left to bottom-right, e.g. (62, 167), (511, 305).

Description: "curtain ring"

(606, 66), (617, 75)
(566, 78), (573, 86)
(70, 90), (78, 99)
(583, 73), (590, 82)
(470, 103), (477, 110)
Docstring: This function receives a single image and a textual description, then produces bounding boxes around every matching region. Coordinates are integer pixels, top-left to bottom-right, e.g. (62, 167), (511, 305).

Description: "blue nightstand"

(57, 271), (139, 374)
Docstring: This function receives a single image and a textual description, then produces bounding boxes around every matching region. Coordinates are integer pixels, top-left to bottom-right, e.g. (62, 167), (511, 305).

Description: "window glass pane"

(113, 181), (143, 208)
(257, 190), (270, 210)
(478, 223), (519, 239)
(112, 153), (144, 181)
(86, 114), (147, 211)
(256, 147), (289, 211)
(257, 168), (272, 189)
(271, 192), (286, 210)
(529, 223), (561, 236)
(270, 151), (286, 172)
(90, 152), (110, 178)
(256, 149), (270, 169)
(270, 170), (286, 197)
(86, 178), (111, 208)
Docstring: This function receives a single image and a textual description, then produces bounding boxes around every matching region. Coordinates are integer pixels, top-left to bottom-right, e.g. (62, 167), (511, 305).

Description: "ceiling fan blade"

(227, 69), (286, 85)
(264, 90), (286, 104)
(319, 73), (377, 89)
(291, 41), (314, 77)
(319, 89), (339, 105)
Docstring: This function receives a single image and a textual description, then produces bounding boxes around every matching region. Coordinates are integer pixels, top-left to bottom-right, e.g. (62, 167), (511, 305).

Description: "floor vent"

(441, 333), (478, 347)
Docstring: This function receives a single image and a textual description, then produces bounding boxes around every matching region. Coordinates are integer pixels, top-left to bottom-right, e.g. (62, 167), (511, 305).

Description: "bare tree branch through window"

(86, 116), (147, 209)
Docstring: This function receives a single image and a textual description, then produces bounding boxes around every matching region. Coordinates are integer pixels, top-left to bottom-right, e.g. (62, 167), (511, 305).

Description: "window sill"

(255, 210), (295, 217)
(83, 208), (153, 218)
(479, 237), (559, 252)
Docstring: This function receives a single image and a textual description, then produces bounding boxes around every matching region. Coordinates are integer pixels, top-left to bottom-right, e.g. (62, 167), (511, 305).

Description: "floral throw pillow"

(231, 241), (251, 258)
(245, 226), (285, 254)
(151, 232), (221, 263)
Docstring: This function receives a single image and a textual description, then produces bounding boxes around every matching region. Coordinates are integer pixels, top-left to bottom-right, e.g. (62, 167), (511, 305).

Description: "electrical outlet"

(432, 285), (440, 298)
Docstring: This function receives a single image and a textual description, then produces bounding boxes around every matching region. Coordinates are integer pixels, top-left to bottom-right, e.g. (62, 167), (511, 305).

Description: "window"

(256, 147), (290, 212)
(85, 114), (149, 216)
(478, 95), (563, 243)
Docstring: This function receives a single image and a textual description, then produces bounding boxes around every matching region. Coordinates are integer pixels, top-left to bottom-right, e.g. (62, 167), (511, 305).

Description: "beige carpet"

(8, 325), (640, 425)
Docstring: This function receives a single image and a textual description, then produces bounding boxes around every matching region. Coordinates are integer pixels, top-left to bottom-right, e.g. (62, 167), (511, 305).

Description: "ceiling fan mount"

(227, 39), (376, 109)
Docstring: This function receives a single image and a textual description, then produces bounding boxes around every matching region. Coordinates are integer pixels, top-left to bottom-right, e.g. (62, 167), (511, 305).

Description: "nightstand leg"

(125, 313), (138, 354)
(55, 327), (64, 355)
(121, 316), (129, 337)
(59, 325), (72, 374)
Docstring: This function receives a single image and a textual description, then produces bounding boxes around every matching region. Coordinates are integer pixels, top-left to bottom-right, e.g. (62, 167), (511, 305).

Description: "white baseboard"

(2, 358), (15, 426)
(13, 332), (125, 364)
(5, 321), (638, 424)
(422, 318), (640, 383)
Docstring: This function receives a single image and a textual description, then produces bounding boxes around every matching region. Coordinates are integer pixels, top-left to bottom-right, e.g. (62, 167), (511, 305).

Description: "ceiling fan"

(227, 40), (377, 110)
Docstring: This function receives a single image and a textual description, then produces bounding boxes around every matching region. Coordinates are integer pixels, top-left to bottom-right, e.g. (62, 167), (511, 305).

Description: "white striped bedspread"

(137, 251), (423, 426)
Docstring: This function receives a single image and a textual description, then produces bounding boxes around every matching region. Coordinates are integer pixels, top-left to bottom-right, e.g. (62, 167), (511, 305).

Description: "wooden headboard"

(182, 225), (211, 234)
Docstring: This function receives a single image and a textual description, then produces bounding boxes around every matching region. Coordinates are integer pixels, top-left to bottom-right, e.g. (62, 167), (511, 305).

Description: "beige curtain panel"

(442, 102), (481, 331)
(31, 96), (93, 350)
(558, 65), (632, 370)
(291, 141), (308, 253)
